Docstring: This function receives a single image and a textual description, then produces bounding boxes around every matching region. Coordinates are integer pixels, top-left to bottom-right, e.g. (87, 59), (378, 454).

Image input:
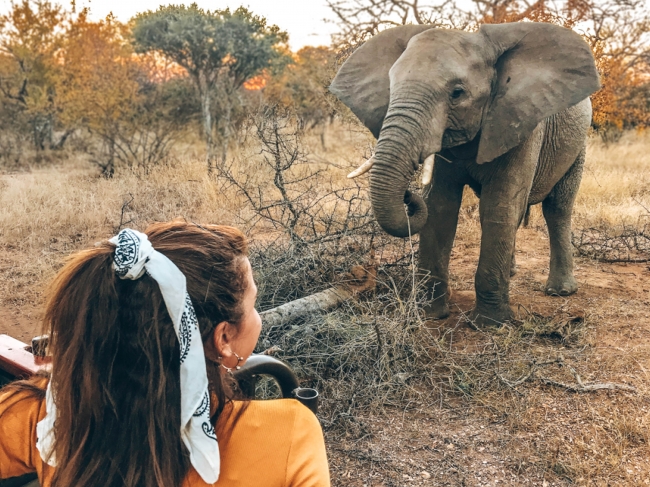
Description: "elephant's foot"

(468, 305), (515, 327)
(545, 274), (578, 296)
(424, 296), (450, 320)
(423, 278), (451, 319)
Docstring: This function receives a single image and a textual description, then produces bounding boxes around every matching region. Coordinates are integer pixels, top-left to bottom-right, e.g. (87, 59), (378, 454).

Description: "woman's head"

(43, 220), (258, 487)
(207, 256), (262, 372)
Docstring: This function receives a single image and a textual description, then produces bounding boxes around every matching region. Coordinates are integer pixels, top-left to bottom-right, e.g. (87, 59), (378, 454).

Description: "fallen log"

(260, 257), (377, 330)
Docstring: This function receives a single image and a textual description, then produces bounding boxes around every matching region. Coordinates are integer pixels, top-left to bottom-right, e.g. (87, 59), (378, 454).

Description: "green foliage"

(140, 75), (199, 127)
(132, 4), (289, 89)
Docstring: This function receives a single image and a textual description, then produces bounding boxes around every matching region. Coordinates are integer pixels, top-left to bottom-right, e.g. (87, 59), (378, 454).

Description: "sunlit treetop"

(131, 4), (289, 89)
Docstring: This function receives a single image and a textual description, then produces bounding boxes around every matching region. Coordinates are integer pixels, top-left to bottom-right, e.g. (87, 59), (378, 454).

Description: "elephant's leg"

(542, 147), (585, 296)
(472, 210), (520, 325)
(419, 164), (464, 319)
(510, 233), (519, 277)
(471, 123), (543, 326)
(511, 205), (529, 277)
(472, 183), (531, 325)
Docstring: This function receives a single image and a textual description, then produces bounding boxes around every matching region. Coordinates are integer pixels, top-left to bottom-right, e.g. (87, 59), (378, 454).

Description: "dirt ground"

(324, 226), (650, 487)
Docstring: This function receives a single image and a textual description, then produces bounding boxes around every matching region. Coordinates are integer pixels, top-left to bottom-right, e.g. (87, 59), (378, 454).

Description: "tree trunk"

(199, 77), (214, 173)
(53, 128), (74, 150)
(260, 286), (354, 329)
(319, 123), (327, 150)
(260, 261), (377, 330)
(31, 115), (51, 151)
(219, 100), (231, 172)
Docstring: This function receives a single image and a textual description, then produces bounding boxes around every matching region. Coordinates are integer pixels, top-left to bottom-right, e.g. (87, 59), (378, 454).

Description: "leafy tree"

(0, 0), (64, 150)
(132, 4), (289, 172)
(58, 11), (138, 146)
(574, 0), (650, 137)
(264, 46), (339, 148)
(59, 10), (192, 175)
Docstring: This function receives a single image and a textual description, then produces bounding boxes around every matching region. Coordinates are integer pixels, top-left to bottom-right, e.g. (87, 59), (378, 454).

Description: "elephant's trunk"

(370, 92), (444, 238)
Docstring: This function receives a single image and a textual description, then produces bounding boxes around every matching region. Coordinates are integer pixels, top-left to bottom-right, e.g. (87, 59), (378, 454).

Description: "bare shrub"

(217, 104), (373, 245)
(90, 123), (178, 177)
(88, 80), (194, 177)
(0, 98), (30, 170)
(571, 136), (650, 262)
(214, 103), (448, 424)
(0, 131), (26, 170)
(572, 220), (650, 263)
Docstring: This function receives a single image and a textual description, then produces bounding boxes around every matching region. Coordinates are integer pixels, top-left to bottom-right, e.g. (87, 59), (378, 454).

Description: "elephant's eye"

(450, 87), (464, 100)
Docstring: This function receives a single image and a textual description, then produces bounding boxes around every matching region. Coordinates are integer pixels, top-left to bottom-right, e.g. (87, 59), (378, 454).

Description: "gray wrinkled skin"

(330, 22), (601, 325)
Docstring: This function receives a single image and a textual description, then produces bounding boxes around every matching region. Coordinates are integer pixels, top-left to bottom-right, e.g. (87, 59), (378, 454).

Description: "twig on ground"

(496, 358), (563, 388)
(539, 363), (637, 393)
(491, 321), (636, 393)
(117, 193), (134, 231)
(496, 354), (636, 393)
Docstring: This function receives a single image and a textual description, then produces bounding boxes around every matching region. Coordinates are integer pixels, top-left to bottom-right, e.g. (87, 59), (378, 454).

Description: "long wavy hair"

(19, 221), (249, 487)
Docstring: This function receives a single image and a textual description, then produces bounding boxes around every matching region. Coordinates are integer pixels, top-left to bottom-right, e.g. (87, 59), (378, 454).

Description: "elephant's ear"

(476, 22), (600, 164)
(329, 25), (435, 139)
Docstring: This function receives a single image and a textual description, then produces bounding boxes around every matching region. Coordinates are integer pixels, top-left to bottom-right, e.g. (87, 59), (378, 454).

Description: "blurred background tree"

(0, 0), (64, 151)
(132, 5), (290, 172)
(59, 10), (194, 175)
(263, 46), (339, 149)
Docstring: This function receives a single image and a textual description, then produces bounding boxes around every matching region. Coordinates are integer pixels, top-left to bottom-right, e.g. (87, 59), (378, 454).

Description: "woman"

(0, 221), (330, 486)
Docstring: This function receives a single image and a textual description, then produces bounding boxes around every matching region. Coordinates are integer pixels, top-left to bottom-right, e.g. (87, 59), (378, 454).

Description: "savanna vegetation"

(0, 0), (649, 485)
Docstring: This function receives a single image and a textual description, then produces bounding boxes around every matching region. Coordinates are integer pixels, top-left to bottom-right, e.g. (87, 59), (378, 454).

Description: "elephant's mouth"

(448, 137), (480, 160)
(442, 128), (471, 148)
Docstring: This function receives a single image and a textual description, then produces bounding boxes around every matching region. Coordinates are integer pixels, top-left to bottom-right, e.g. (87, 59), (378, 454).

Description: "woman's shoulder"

(219, 398), (318, 434)
(0, 377), (48, 414)
(0, 377), (48, 441)
(0, 377), (49, 481)
(212, 400), (328, 486)
(216, 398), (323, 455)
(238, 398), (313, 416)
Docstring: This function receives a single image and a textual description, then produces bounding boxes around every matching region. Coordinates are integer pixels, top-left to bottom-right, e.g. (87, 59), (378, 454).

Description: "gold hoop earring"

(218, 352), (244, 373)
(233, 352), (244, 370)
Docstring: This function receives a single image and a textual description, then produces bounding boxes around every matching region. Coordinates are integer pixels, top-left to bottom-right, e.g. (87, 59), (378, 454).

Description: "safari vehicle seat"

(0, 334), (318, 487)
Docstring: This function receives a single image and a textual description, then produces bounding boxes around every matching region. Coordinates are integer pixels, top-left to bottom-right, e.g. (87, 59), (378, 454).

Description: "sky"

(0, 0), (340, 49)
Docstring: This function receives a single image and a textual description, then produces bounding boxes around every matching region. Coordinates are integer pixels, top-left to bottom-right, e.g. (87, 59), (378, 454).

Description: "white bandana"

(36, 228), (221, 484)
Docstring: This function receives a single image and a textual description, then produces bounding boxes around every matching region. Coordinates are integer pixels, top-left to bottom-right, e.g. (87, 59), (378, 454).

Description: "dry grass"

(1, 125), (649, 485)
(0, 157), (234, 309)
(580, 132), (650, 226)
(524, 130), (650, 229)
(4, 127), (646, 261)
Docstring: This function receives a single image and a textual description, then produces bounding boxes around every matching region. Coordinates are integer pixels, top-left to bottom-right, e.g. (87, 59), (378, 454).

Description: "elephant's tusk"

(347, 156), (375, 179)
(421, 154), (436, 186)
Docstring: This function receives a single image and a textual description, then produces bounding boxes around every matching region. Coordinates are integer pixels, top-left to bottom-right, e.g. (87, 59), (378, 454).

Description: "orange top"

(0, 385), (330, 487)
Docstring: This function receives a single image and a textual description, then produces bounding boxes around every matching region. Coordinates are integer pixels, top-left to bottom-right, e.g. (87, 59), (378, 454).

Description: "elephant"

(329, 22), (600, 326)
